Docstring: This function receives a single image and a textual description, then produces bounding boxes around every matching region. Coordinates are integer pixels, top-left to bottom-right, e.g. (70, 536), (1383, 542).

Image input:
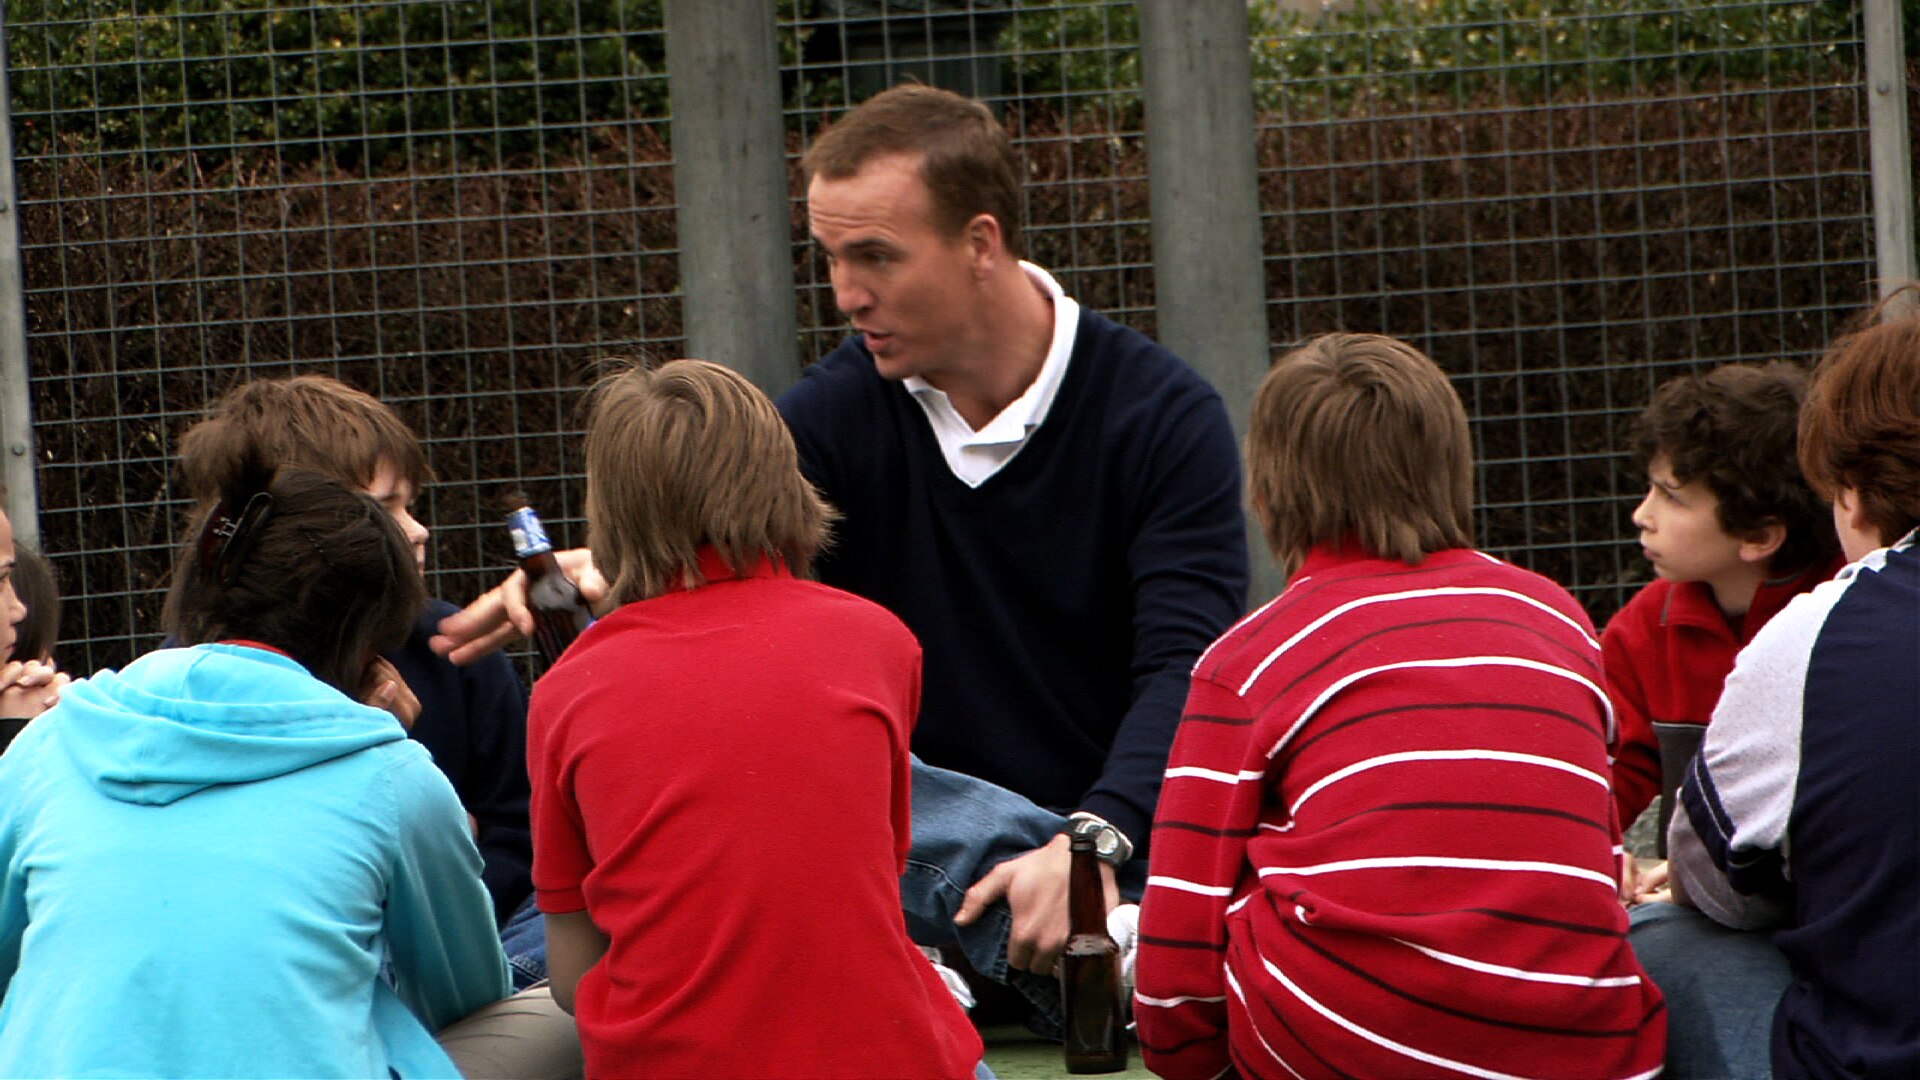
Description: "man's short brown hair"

(1799, 307), (1920, 548)
(175, 374), (430, 503)
(1248, 333), (1474, 576)
(584, 359), (835, 604)
(1632, 361), (1837, 574)
(801, 83), (1025, 258)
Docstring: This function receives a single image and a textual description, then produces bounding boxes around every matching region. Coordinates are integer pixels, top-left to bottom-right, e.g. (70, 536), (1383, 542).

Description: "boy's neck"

(1705, 561), (1770, 618)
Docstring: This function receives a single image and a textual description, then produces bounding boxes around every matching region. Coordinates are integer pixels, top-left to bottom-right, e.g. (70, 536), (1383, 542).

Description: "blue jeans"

(900, 756), (1147, 1038)
(1629, 901), (1791, 1079)
(501, 893), (549, 992)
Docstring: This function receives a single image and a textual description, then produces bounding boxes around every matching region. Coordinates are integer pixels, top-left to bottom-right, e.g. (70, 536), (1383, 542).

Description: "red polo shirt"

(528, 549), (980, 1079)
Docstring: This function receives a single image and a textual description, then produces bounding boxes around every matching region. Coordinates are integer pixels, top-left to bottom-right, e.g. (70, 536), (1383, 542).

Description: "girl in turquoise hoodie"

(0, 466), (510, 1077)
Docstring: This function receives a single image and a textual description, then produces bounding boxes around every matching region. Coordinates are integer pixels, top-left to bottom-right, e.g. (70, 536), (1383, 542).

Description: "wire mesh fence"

(1250, 0), (1878, 617)
(0, 0), (1899, 675)
(7, 0), (682, 673)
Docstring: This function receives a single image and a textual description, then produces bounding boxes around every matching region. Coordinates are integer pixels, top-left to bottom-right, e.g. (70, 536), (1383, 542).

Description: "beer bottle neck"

(1068, 834), (1108, 935)
(521, 548), (561, 579)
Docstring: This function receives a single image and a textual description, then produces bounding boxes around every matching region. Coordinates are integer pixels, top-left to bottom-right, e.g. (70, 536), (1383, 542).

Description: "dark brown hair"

(176, 374), (430, 503)
(584, 359), (835, 604)
(1248, 333), (1474, 576)
(1799, 299), (1920, 548)
(163, 466), (424, 695)
(801, 83), (1025, 259)
(1632, 361), (1837, 574)
(9, 544), (59, 663)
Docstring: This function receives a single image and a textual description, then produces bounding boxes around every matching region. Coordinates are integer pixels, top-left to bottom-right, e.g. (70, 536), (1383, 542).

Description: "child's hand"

(0, 658), (69, 721)
(358, 657), (421, 731)
(1631, 859), (1671, 906)
(1618, 851), (1639, 905)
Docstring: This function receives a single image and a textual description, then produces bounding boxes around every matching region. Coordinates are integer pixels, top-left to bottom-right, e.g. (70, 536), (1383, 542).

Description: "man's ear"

(1739, 518), (1787, 565)
(966, 212), (1002, 275)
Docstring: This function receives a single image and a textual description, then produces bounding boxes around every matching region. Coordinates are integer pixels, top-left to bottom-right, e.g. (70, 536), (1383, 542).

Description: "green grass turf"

(979, 1025), (1155, 1080)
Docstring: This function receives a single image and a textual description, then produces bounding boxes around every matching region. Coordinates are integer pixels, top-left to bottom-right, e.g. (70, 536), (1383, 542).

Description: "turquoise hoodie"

(0, 643), (510, 1078)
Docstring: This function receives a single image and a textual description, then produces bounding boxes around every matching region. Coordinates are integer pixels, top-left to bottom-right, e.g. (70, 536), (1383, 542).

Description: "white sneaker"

(919, 945), (976, 1012)
(1107, 903), (1140, 1010)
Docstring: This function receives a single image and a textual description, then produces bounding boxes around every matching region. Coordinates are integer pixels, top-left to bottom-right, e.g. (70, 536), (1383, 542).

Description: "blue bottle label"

(506, 507), (554, 559)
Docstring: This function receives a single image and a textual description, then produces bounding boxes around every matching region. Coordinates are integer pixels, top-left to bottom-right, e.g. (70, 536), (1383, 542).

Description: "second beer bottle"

(506, 504), (592, 669)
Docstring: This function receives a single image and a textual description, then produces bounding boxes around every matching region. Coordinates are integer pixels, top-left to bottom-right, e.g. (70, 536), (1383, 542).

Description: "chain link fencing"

(0, 0), (1900, 673)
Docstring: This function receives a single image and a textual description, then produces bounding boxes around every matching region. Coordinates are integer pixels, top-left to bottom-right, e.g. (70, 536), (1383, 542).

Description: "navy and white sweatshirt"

(1672, 530), (1920, 1077)
(777, 308), (1248, 855)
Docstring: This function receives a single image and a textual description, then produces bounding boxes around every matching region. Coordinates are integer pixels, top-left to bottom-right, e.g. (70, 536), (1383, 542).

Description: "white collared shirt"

(903, 262), (1080, 488)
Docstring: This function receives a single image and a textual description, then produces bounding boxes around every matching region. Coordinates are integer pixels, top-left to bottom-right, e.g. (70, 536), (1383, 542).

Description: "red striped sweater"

(1135, 546), (1665, 1080)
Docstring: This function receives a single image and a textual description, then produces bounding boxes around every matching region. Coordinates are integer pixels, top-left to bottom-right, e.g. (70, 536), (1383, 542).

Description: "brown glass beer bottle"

(1062, 831), (1128, 1074)
(505, 504), (592, 668)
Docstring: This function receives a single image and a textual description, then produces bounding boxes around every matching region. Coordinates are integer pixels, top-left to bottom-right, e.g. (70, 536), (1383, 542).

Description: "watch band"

(1064, 811), (1134, 867)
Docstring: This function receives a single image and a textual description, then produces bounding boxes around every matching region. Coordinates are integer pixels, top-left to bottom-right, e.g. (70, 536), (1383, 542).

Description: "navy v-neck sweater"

(778, 308), (1248, 855)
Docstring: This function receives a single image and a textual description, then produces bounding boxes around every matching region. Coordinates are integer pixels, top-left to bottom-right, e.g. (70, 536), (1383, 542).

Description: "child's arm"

(0, 782), (25, 997)
(544, 911), (610, 1015)
(1135, 673), (1260, 1079)
(1665, 600), (1812, 931)
(382, 750), (513, 1028)
(1599, 620), (1661, 829)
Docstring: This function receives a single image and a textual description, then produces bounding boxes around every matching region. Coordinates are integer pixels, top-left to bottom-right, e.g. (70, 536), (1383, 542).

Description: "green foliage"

(1001, 0), (1139, 104)
(994, 0), (1867, 121)
(3, 0), (1887, 165)
(6, 0), (669, 167)
(1251, 0), (1866, 111)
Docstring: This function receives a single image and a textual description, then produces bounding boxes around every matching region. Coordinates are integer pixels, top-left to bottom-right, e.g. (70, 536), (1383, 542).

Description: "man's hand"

(0, 659), (68, 721)
(953, 831), (1118, 976)
(430, 548), (607, 665)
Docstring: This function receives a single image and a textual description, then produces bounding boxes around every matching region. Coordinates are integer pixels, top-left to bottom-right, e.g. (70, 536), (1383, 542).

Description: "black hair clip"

(196, 490), (275, 586)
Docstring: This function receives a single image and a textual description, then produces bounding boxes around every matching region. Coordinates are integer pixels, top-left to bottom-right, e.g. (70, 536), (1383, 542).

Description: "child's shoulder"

(1605, 575), (1682, 632)
(1195, 547), (1590, 684)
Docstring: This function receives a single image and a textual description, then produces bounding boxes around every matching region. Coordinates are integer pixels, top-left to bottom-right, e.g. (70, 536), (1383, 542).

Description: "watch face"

(1073, 818), (1116, 855)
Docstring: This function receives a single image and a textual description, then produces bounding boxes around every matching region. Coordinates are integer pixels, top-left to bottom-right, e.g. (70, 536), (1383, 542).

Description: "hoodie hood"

(48, 643), (407, 806)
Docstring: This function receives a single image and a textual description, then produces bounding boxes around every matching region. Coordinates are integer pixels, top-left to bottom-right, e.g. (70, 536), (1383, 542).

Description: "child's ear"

(1739, 518), (1787, 565)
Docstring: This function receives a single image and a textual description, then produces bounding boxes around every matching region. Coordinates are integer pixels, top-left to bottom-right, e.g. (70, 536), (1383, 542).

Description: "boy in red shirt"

(529, 359), (982, 1079)
(1136, 334), (1664, 1079)
(1604, 363), (1841, 857)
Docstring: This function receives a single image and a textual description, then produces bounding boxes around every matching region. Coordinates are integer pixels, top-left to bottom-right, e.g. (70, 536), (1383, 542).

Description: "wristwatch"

(1064, 811), (1134, 867)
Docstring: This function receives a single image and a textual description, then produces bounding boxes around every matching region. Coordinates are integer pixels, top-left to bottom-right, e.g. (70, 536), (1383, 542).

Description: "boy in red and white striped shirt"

(1135, 334), (1666, 1080)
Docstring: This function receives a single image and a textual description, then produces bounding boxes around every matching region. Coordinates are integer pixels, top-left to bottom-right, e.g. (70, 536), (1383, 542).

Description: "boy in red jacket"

(1604, 363), (1840, 859)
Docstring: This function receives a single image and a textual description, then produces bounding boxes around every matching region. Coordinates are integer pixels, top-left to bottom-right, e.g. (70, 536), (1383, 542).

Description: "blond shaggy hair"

(585, 359), (835, 604)
(1248, 333), (1474, 576)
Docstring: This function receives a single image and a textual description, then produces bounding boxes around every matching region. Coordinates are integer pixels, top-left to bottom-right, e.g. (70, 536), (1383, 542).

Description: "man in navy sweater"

(438, 84), (1247, 1022)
